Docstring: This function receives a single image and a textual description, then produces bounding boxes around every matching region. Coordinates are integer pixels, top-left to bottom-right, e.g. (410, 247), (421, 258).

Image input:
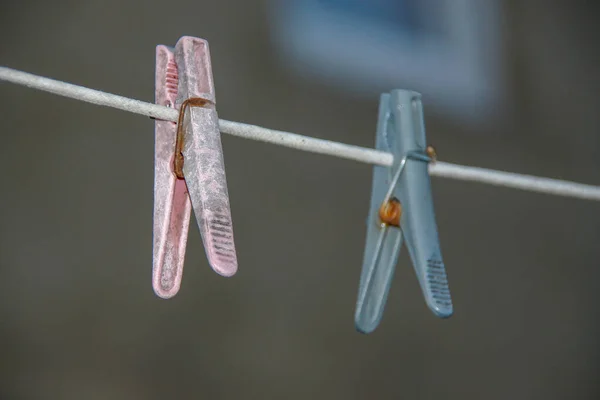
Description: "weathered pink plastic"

(152, 37), (238, 299)
(152, 45), (192, 298)
(175, 36), (238, 278)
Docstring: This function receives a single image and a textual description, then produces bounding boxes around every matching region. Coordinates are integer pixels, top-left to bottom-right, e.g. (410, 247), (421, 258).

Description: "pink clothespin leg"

(153, 45), (189, 298)
(153, 37), (238, 299)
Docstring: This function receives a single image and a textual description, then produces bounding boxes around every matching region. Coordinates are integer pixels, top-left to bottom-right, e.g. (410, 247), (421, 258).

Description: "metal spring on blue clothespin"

(355, 90), (453, 334)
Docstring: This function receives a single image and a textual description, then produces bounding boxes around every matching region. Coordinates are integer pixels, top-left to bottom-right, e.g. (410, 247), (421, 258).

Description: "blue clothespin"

(355, 90), (453, 334)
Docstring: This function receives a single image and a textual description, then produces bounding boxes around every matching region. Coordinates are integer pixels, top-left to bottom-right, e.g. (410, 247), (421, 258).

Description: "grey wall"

(1, 1), (599, 399)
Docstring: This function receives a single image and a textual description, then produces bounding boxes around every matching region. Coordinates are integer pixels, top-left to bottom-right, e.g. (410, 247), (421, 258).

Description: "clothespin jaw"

(152, 37), (237, 299)
(355, 90), (452, 333)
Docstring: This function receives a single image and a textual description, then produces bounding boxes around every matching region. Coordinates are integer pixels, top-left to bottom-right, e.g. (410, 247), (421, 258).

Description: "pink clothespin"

(153, 36), (238, 299)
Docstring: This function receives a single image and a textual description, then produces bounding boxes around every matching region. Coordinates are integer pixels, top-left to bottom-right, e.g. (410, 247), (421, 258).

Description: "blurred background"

(1, 1), (599, 399)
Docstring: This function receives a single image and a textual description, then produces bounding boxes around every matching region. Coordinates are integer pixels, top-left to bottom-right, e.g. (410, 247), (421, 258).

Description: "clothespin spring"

(149, 97), (214, 179)
(378, 146), (437, 227)
(174, 97), (213, 179)
(361, 145), (437, 307)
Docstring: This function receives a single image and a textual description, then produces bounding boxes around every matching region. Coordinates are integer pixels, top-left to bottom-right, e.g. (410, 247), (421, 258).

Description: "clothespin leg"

(356, 222), (404, 333)
(152, 45), (192, 298)
(174, 36), (238, 277)
(388, 91), (452, 318)
(355, 94), (404, 333)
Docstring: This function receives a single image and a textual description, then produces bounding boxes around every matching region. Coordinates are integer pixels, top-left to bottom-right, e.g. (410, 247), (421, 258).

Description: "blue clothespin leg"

(355, 90), (453, 334)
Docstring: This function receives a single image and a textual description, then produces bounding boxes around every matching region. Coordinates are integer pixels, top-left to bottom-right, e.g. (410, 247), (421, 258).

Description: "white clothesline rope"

(2, 66), (600, 201)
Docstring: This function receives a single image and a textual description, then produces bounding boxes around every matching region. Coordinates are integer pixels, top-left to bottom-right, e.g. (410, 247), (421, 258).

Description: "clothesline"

(1, 66), (600, 201)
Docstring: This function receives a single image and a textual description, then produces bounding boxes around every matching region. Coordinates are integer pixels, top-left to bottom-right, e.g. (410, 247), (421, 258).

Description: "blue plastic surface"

(355, 90), (452, 334)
